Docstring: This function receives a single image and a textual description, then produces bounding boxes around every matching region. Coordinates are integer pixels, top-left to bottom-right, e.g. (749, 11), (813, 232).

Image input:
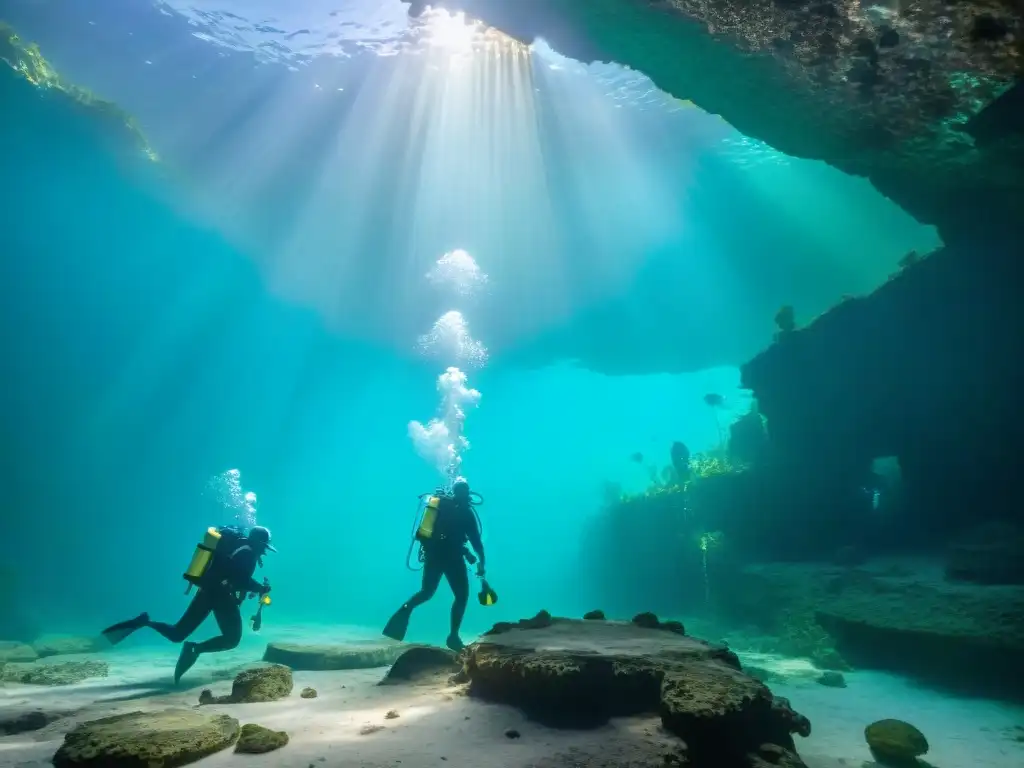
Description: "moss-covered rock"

(0, 640), (37, 663)
(52, 709), (239, 767)
(263, 641), (404, 671)
(1, 708), (69, 735)
(300, 686), (317, 699)
(230, 664), (292, 702)
(865, 719), (929, 762)
(234, 723), (288, 754)
(379, 645), (461, 685)
(0, 22), (155, 161)
(33, 635), (104, 658)
(2, 660), (108, 686)
(467, 615), (810, 765)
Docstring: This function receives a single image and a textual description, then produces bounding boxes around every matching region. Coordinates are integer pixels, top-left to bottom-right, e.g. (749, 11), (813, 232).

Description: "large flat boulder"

(465, 613), (810, 768)
(717, 562), (1024, 698)
(2, 660), (108, 686)
(263, 641), (404, 670)
(52, 709), (239, 767)
(33, 634), (105, 657)
(0, 640), (38, 663)
(408, 0), (1024, 242)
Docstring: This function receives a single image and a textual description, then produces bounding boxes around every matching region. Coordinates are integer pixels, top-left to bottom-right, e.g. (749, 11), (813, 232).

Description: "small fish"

(629, 452), (644, 464)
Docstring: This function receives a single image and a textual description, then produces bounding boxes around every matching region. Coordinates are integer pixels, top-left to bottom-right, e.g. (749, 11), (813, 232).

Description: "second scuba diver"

(101, 524), (275, 682)
(383, 477), (486, 651)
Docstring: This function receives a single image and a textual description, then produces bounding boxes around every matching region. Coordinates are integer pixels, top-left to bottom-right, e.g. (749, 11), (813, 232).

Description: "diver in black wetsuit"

(383, 478), (485, 651)
(102, 526), (275, 682)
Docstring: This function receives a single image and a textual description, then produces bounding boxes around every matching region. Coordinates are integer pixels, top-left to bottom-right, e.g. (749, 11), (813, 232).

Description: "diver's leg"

(383, 558), (443, 641)
(194, 597), (243, 653)
(444, 557), (470, 651)
(148, 591), (212, 643)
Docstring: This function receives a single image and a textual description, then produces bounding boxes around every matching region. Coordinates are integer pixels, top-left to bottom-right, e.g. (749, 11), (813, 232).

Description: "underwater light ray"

(529, 49), (689, 288)
(261, 56), (437, 314)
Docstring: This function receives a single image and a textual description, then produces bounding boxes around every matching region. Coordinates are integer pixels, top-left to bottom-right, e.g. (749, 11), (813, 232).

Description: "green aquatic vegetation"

(0, 21), (156, 160)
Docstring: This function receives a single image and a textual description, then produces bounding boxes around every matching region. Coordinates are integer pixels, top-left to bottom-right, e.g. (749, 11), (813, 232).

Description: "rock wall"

(742, 239), (1024, 548)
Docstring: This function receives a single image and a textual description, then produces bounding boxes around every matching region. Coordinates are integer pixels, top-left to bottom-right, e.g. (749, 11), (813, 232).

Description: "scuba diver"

(383, 477), (487, 651)
(101, 524), (275, 683)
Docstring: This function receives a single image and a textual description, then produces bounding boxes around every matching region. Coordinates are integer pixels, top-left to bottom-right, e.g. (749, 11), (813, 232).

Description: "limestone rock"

(52, 709), (239, 767)
(235, 723), (288, 754)
(816, 671), (846, 688)
(946, 522), (1024, 585)
(466, 615), (810, 767)
(379, 645), (461, 685)
(583, 609), (606, 620)
(0, 640), (38, 663)
(0, 708), (69, 735)
(230, 664), (292, 702)
(33, 635), (104, 658)
(2, 660), (108, 686)
(263, 641), (404, 671)
(300, 686), (317, 699)
(865, 719), (929, 762)
(200, 664), (293, 704)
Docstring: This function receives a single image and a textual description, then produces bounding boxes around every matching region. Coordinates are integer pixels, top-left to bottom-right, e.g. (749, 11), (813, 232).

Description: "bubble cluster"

(426, 248), (489, 297)
(416, 309), (488, 368)
(408, 367), (482, 479)
(206, 468), (258, 528)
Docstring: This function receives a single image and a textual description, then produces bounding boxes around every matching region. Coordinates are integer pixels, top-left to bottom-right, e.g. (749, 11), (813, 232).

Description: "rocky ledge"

(459, 612), (811, 768)
(406, 0), (1023, 242)
(718, 562), (1024, 699)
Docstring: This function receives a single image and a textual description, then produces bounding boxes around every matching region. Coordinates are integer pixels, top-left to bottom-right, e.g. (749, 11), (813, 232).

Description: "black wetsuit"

(390, 496), (485, 641)
(148, 536), (266, 654)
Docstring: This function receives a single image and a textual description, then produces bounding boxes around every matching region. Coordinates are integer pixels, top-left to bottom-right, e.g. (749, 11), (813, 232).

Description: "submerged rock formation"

(716, 562), (1024, 699)
(2, 660), (108, 686)
(0, 22), (155, 161)
(52, 709), (239, 768)
(741, 239), (1023, 548)
(263, 641), (404, 670)
(464, 614), (811, 768)
(199, 664), (293, 704)
(404, 0), (1023, 242)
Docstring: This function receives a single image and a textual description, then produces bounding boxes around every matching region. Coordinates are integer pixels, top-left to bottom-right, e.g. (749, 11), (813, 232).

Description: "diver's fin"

(100, 613), (149, 646)
(174, 642), (200, 684)
(382, 607), (411, 642)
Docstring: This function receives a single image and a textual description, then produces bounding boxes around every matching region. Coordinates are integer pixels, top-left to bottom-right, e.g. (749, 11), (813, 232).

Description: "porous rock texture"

(464, 614), (811, 768)
(52, 709), (239, 768)
(199, 664), (293, 704)
(406, 0), (1024, 242)
(717, 562), (1024, 698)
(263, 641), (404, 670)
(234, 723), (289, 754)
(2, 660), (108, 686)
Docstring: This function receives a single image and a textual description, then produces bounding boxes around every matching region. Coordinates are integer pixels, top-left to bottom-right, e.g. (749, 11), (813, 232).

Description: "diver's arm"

(466, 513), (486, 571)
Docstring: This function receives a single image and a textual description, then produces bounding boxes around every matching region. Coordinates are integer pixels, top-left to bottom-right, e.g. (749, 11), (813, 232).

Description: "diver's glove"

(475, 563), (486, 578)
(259, 579), (272, 596)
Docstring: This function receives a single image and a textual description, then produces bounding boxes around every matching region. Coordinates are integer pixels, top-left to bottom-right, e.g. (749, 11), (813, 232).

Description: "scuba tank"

(183, 527), (223, 593)
(405, 487), (485, 571)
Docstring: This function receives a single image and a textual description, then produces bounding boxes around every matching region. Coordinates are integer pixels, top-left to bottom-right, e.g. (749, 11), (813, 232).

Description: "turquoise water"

(12, 7), (1022, 768)
(1, 5), (939, 645)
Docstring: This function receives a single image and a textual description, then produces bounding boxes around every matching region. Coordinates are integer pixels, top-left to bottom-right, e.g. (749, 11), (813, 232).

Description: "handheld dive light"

(477, 579), (498, 607)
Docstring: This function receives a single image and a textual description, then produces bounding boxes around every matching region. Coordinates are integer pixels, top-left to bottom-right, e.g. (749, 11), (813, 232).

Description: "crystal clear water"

(2, 2), (1017, 767)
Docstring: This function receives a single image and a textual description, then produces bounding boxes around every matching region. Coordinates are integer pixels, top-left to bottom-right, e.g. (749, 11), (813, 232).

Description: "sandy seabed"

(2, 624), (1022, 768)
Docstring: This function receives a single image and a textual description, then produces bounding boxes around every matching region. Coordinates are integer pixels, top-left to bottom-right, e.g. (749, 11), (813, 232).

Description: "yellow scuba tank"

(183, 527), (222, 593)
(416, 496), (442, 543)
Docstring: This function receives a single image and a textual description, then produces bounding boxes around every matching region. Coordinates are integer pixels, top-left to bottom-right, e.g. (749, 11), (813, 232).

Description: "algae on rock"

(52, 709), (239, 768)
(0, 21), (156, 161)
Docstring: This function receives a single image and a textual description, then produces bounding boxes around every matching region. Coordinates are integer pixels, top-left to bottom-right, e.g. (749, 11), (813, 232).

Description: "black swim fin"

(382, 607), (411, 642)
(100, 612), (149, 646)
